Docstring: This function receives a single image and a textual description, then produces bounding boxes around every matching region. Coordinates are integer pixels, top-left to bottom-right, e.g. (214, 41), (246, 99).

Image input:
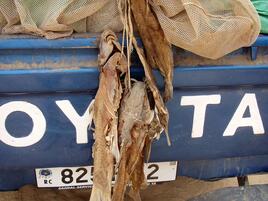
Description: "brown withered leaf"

(90, 30), (127, 201)
(130, 0), (174, 102)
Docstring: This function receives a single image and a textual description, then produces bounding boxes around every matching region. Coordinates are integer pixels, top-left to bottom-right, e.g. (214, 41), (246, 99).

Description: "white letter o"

(0, 101), (46, 147)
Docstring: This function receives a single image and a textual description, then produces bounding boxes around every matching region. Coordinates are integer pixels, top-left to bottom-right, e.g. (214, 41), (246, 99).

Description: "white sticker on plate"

(35, 161), (178, 188)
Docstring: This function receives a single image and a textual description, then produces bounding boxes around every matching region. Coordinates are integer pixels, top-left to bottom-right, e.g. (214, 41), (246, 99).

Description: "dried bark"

(130, 0), (174, 102)
(90, 30), (127, 201)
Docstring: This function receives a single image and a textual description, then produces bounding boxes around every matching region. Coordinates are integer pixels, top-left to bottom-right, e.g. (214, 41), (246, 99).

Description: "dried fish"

(118, 82), (147, 146)
(116, 123), (147, 199)
(112, 81), (162, 201)
(112, 82), (150, 201)
(90, 30), (127, 201)
(91, 8), (172, 199)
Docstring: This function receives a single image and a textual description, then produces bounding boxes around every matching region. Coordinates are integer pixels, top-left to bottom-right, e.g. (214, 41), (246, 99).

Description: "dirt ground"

(0, 176), (240, 201)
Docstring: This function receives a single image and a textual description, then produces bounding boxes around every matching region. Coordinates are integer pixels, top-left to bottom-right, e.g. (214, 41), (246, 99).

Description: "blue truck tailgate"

(0, 34), (268, 190)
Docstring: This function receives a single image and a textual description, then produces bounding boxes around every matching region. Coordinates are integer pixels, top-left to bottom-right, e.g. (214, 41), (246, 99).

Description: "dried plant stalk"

(130, 0), (174, 101)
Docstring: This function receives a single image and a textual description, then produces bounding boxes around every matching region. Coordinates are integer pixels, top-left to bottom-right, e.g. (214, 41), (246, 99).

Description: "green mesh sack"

(252, 0), (268, 34)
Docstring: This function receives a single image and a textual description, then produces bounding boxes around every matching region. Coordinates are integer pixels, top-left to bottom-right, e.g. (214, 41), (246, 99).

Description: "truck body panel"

(0, 35), (268, 190)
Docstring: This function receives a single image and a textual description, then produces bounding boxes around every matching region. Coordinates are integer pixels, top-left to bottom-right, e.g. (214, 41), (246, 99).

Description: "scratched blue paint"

(0, 35), (268, 190)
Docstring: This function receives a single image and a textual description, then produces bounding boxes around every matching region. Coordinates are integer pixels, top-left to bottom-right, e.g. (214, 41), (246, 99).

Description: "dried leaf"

(130, 0), (174, 101)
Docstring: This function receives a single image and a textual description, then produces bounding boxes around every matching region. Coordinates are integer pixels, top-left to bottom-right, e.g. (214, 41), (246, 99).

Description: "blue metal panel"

(1, 84), (268, 168)
(0, 69), (99, 93)
(0, 93), (94, 168)
(180, 155), (268, 180)
(0, 34), (140, 50)
(0, 78), (268, 191)
(156, 65), (268, 88)
(252, 35), (268, 47)
(0, 68), (144, 93)
(250, 34), (268, 60)
(0, 35), (99, 49)
(190, 185), (268, 201)
(0, 34), (266, 50)
(0, 48), (98, 68)
(2, 65), (268, 93)
(151, 87), (268, 161)
(0, 35), (268, 190)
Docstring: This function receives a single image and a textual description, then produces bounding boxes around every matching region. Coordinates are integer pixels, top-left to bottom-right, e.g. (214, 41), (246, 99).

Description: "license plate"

(35, 161), (178, 188)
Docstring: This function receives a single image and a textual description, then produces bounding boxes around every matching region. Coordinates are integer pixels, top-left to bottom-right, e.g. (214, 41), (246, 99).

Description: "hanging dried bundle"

(90, 30), (169, 201)
(90, 0), (173, 200)
(90, 30), (127, 201)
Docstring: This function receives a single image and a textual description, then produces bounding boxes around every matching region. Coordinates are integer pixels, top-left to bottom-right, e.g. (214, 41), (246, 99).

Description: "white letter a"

(223, 94), (264, 136)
